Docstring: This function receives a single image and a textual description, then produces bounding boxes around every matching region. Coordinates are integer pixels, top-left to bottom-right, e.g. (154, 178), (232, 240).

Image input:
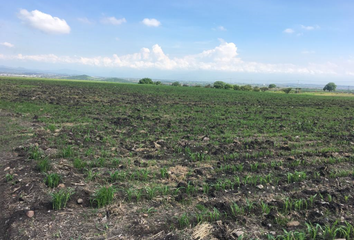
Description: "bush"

(260, 87), (269, 92)
(155, 81), (162, 85)
(253, 86), (261, 92)
(225, 84), (233, 89)
(213, 81), (226, 89)
(282, 88), (292, 94)
(233, 85), (240, 90)
(269, 84), (276, 88)
(240, 85), (253, 91)
(172, 82), (181, 87)
(138, 78), (153, 84)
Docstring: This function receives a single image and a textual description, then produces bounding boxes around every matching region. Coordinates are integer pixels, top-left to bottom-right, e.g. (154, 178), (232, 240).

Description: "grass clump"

(91, 186), (115, 208)
(37, 158), (51, 172)
(45, 173), (61, 188)
(51, 188), (74, 210)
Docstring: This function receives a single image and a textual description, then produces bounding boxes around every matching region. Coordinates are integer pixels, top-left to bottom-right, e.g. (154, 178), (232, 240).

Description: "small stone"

(4, 167), (10, 172)
(57, 184), (65, 188)
(77, 199), (83, 204)
(287, 221), (300, 227)
(54, 129), (60, 133)
(26, 210), (34, 218)
(256, 184), (264, 189)
(234, 231), (244, 237)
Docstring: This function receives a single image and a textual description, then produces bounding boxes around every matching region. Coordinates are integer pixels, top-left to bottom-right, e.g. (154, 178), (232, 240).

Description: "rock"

(256, 184), (264, 189)
(287, 221), (300, 227)
(77, 199), (83, 204)
(26, 210), (34, 218)
(57, 184), (65, 188)
(234, 231), (244, 237)
(287, 156), (295, 161)
(4, 167), (10, 172)
(203, 137), (210, 142)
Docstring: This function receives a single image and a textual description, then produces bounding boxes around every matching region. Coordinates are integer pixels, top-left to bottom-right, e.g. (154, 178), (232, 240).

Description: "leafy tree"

(183, 84), (189, 87)
(213, 81), (226, 89)
(253, 86), (261, 92)
(282, 88), (292, 94)
(323, 82), (337, 92)
(225, 84), (233, 89)
(155, 81), (162, 85)
(172, 81), (181, 87)
(260, 87), (269, 92)
(269, 84), (276, 88)
(233, 84), (240, 90)
(139, 78), (153, 84)
(240, 85), (253, 91)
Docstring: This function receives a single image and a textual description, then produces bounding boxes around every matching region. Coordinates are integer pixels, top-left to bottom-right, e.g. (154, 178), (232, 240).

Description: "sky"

(0, 0), (354, 85)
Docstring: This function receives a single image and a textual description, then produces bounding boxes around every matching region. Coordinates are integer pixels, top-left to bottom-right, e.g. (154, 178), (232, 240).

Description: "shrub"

(240, 85), (253, 91)
(213, 81), (226, 89)
(172, 81), (181, 87)
(233, 84), (240, 90)
(225, 84), (233, 89)
(253, 86), (261, 92)
(269, 84), (276, 88)
(282, 88), (292, 94)
(138, 78), (153, 84)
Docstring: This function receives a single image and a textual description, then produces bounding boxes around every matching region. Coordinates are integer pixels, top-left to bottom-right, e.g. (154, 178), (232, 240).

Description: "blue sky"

(0, 0), (354, 85)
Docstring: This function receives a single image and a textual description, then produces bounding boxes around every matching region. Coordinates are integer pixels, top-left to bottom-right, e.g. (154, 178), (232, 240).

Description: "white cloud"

(142, 18), (161, 27)
(283, 28), (294, 34)
(2, 40), (353, 76)
(1, 42), (14, 48)
(301, 25), (320, 30)
(18, 9), (70, 34)
(77, 17), (92, 24)
(101, 17), (126, 25)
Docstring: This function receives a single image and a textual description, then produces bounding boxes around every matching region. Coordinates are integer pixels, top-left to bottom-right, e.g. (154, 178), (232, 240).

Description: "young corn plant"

(45, 173), (61, 188)
(91, 186), (115, 208)
(51, 188), (74, 210)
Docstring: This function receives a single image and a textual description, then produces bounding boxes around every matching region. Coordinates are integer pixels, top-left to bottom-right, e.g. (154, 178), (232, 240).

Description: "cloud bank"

(18, 9), (70, 34)
(1, 40), (353, 76)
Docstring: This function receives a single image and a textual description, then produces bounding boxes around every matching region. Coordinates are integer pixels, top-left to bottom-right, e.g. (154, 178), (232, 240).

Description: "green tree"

(282, 88), (292, 94)
(233, 84), (240, 90)
(269, 84), (276, 88)
(225, 84), (233, 89)
(253, 86), (261, 92)
(139, 78), (153, 84)
(240, 85), (253, 91)
(323, 82), (337, 92)
(260, 87), (269, 92)
(155, 81), (162, 85)
(213, 81), (226, 89)
(172, 81), (181, 87)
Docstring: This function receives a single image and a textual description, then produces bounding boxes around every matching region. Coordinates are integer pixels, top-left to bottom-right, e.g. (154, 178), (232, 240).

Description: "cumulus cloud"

(283, 28), (294, 34)
(142, 18), (161, 27)
(1, 42), (14, 48)
(1, 40), (353, 76)
(101, 17), (126, 25)
(18, 9), (70, 34)
(214, 26), (227, 31)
